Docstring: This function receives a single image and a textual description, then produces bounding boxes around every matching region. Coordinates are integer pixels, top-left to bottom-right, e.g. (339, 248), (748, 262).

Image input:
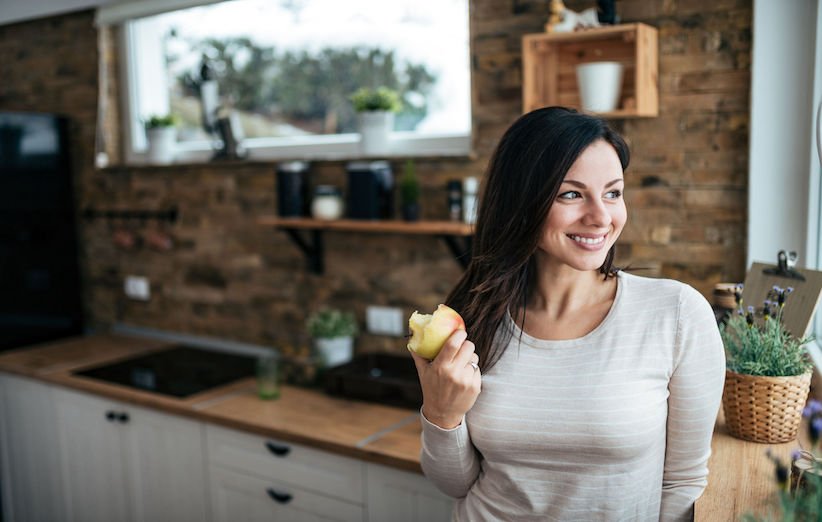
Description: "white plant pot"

(358, 111), (394, 156)
(576, 61), (624, 113)
(313, 336), (354, 367)
(146, 127), (177, 165)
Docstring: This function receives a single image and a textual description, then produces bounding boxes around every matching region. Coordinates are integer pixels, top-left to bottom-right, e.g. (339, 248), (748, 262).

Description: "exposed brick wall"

(0, 1), (751, 354)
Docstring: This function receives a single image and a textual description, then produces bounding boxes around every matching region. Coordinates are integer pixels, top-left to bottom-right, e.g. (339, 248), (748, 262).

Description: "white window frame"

(104, 0), (473, 165)
(748, 0), (822, 369)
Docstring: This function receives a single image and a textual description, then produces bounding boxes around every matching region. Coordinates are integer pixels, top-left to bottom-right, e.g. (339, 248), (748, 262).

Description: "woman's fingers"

(452, 338), (476, 369)
(435, 329), (469, 364)
(409, 349), (430, 376)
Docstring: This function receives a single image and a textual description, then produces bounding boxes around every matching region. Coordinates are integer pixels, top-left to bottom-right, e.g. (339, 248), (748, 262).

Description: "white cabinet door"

(54, 386), (209, 522)
(366, 463), (453, 522)
(0, 373), (68, 522)
(210, 466), (364, 522)
(55, 387), (131, 522)
(123, 404), (209, 522)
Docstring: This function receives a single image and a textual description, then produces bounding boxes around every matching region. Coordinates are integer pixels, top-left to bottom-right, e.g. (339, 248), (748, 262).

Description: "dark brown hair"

(445, 107), (630, 372)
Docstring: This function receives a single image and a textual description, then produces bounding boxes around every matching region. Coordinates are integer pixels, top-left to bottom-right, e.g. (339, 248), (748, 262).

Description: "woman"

(410, 107), (725, 521)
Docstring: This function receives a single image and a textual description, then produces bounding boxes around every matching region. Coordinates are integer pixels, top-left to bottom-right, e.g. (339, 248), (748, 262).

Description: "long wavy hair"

(445, 107), (630, 372)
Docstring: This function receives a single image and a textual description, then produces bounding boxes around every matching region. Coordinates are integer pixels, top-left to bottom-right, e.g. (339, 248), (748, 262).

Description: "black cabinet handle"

(116, 412), (130, 423)
(105, 411), (117, 422)
(265, 441), (291, 457)
(266, 488), (293, 504)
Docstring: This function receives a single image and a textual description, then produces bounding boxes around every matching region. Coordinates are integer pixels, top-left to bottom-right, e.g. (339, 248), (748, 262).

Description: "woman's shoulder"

(618, 270), (709, 307)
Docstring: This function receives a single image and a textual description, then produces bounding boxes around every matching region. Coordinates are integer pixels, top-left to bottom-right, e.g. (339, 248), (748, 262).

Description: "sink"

(73, 344), (256, 398)
(323, 353), (422, 410)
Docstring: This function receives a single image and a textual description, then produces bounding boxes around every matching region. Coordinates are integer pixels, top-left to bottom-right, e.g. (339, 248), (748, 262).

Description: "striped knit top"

(420, 271), (726, 521)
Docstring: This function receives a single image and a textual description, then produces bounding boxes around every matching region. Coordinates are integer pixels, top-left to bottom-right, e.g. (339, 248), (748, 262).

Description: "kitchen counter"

(0, 334), (799, 517)
(0, 334), (424, 472)
(696, 411), (795, 520)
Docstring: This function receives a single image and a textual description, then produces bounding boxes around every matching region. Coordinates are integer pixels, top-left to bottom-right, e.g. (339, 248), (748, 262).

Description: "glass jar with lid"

(311, 185), (343, 220)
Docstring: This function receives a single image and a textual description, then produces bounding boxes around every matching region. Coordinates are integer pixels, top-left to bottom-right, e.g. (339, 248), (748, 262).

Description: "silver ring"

(470, 362), (479, 371)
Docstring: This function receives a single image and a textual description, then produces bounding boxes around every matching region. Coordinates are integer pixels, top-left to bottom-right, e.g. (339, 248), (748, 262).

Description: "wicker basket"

(722, 369), (812, 443)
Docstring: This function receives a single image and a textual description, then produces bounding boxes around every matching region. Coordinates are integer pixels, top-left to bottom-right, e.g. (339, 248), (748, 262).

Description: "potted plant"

(144, 113), (178, 165)
(399, 159), (420, 221)
(350, 87), (401, 155)
(306, 308), (358, 367)
(721, 284), (814, 443)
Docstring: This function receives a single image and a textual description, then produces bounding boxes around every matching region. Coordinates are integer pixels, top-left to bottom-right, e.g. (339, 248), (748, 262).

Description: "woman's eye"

(605, 189), (622, 199)
(558, 191), (581, 200)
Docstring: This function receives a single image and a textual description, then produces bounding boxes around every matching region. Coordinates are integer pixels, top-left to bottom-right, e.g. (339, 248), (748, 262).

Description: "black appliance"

(324, 353), (422, 409)
(0, 112), (83, 350)
(346, 161), (394, 219)
(73, 345), (256, 398)
(276, 160), (310, 217)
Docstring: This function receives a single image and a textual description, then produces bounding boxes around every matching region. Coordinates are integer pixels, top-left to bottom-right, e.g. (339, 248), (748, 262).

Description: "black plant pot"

(401, 203), (420, 221)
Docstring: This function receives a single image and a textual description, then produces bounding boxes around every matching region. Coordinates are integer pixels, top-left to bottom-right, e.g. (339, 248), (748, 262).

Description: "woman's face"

(537, 139), (627, 273)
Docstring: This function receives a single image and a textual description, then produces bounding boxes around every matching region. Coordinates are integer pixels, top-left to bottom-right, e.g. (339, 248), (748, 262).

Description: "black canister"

(276, 161), (310, 217)
(346, 161), (394, 220)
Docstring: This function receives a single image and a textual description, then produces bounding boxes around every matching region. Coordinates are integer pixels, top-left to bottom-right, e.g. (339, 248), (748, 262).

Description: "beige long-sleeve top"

(421, 271), (726, 521)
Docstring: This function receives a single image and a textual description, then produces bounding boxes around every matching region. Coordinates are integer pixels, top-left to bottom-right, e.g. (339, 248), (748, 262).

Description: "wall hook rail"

(81, 206), (179, 224)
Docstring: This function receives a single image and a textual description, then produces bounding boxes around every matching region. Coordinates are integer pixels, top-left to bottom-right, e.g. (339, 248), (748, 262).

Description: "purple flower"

(804, 399), (822, 417)
(810, 417), (822, 444)
(791, 449), (802, 462)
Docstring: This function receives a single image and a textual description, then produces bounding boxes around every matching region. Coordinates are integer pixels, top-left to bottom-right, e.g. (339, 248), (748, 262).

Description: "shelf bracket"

(441, 235), (473, 269)
(283, 229), (324, 274)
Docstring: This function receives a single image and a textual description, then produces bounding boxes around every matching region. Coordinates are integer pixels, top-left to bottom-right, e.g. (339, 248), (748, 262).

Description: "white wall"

(748, 0), (820, 268)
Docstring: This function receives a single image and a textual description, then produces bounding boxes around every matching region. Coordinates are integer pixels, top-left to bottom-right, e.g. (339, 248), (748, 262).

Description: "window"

(116, 0), (471, 164)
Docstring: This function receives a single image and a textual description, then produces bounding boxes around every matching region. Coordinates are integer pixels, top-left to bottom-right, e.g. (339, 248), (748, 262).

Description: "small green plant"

(721, 285), (813, 377)
(306, 308), (358, 339)
(400, 159), (420, 206)
(350, 87), (401, 112)
(144, 114), (178, 129)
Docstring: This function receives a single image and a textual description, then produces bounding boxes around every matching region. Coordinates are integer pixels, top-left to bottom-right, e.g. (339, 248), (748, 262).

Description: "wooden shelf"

(257, 217), (473, 236)
(258, 217), (474, 273)
(522, 23), (658, 117)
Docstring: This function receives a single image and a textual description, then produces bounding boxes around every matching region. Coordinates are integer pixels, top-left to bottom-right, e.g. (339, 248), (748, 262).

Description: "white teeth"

(569, 235), (605, 245)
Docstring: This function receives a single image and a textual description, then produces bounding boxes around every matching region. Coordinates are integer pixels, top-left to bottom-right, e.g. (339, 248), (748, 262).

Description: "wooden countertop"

(0, 334), (799, 515)
(696, 410), (795, 521)
(0, 334), (424, 473)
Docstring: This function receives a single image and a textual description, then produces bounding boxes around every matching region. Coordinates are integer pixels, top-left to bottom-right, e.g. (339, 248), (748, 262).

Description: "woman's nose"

(582, 198), (611, 226)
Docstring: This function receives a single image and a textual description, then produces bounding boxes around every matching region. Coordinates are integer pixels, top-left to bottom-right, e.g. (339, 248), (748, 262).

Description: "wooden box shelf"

(522, 23), (658, 118)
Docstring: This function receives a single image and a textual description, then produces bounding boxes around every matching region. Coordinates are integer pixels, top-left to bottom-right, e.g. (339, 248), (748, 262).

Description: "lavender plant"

(720, 285), (813, 377)
(742, 448), (822, 521)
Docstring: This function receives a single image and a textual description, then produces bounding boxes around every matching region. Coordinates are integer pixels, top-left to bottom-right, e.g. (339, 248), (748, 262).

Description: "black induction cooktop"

(73, 345), (256, 398)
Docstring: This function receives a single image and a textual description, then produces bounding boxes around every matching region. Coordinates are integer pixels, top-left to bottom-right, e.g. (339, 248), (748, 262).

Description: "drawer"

(206, 424), (364, 504)
(210, 465), (364, 522)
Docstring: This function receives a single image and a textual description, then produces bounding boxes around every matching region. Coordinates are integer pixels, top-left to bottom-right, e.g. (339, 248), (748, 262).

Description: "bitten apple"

(407, 304), (466, 360)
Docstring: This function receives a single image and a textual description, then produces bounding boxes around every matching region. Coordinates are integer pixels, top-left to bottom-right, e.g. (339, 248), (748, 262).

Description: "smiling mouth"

(566, 234), (606, 245)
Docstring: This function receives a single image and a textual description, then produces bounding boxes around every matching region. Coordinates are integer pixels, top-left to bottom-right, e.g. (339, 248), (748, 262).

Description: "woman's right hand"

(410, 329), (482, 429)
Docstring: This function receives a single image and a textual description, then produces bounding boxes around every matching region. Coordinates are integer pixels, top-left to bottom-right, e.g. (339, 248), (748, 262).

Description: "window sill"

(98, 152), (476, 173)
(114, 132), (474, 168)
